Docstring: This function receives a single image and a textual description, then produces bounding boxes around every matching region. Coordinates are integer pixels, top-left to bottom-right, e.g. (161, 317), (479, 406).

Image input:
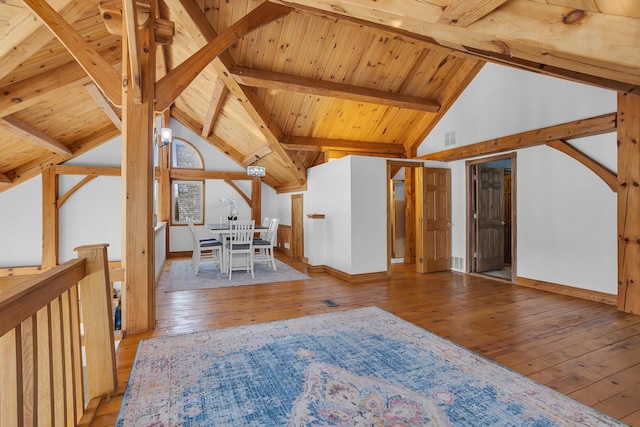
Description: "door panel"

(475, 166), (505, 272)
(291, 194), (303, 260)
(416, 167), (451, 273)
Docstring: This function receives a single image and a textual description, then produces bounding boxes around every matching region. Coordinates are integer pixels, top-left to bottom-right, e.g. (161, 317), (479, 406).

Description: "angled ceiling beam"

(155, 2), (292, 111)
(282, 136), (406, 156)
(242, 146), (273, 167)
(276, 0), (640, 92)
(419, 113), (617, 162)
(0, 0), (97, 81)
(164, 0), (307, 186)
(202, 78), (229, 138)
(0, 127), (120, 193)
(84, 83), (122, 131)
(21, 0), (122, 106)
(0, 47), (122, 118)
(0, 174), (11, 186)
(546, 139), (617, 192)
(438, 0), (510, 27)
(232, 67), (441, 112)
(0, 116), (72, 157)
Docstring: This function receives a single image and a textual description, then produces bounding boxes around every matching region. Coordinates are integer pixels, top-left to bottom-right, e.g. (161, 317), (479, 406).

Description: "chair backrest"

(266, 218), (279, 245)
(229, 220), (255, 245)
(187, 217), (197, 238)
(262, 217), (271, 227)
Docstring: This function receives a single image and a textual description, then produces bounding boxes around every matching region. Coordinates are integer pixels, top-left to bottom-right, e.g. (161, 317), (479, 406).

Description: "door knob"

(501, 221), (506, 225)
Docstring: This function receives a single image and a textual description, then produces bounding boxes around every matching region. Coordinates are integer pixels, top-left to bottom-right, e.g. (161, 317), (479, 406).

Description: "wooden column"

(121, 6), (156, 333)
(617, 92), (640, 314)
(251, 176), (262, 223)
(42, 167), (58, 269)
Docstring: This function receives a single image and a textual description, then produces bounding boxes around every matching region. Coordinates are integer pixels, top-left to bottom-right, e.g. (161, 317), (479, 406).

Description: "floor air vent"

(322, 299), (339, 307)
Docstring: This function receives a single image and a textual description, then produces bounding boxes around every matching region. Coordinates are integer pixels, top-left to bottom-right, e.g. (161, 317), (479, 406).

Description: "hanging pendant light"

(247, 154), (266, 177)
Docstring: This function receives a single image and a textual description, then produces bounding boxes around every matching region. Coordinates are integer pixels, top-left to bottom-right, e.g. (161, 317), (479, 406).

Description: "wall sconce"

(156, 127), (172, 147)
(247, 154), (266, 177)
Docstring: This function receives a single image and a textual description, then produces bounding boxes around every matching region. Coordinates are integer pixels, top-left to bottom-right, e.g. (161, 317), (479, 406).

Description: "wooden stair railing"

(0, 243), (117, 426)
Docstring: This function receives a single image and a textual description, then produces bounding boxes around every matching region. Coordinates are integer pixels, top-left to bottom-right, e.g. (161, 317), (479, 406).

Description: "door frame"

(386, 160), (424, 275)
(466, 153), (517, 281)
(291, 193), (304, 261)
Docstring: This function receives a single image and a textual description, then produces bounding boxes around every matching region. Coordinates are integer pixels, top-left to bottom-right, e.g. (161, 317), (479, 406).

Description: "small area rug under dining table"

(116, 306), (624, 426)
(164, 259), (309, 292)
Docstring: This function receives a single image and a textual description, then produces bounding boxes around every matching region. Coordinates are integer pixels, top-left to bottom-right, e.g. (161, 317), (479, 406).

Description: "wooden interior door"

(504, 172), (512, 264)
(475, 166), (505, 272)
(416, 167), (451, 273)
(291, 194), (303, 260)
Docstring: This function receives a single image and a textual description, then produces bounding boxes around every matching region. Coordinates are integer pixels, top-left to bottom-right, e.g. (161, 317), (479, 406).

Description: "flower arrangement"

(220, 195), (238, 221)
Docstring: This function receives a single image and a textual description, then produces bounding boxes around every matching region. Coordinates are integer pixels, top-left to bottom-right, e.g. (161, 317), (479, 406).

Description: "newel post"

(74, 243), (117, 399)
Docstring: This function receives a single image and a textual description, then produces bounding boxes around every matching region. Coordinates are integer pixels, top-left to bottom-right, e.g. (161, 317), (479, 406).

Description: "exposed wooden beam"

(56, 175), (98, 208)
(0, 128), (120, 194)
(546, 139), (617, 192)
(52, 165), (121, 176)
(170, 170), (252, 181)
(201, 78), (228, 138)
(164, 0), (307, 186)
(21, 0), (122, 106)
(283, 136), (407, 156)
(171, 107), (246, 163)
(0, 174), (11, 186)
(155, 2), (291, 111)
(0, 116), (72, 157)
(438, 0), (510, 27)
(617, 92), (640, 314)
(0, 0), (96, 81)
(242, 146), (273, 167)
(277, 0), (640, 91)
(231, 67), (441, 113)
(419, 113), (617, 162)
(223, 179), (252, 207)
(84, 83), (122, 131)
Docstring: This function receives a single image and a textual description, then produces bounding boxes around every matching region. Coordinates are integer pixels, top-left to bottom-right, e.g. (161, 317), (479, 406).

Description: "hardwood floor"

(91, 255), (640, 426)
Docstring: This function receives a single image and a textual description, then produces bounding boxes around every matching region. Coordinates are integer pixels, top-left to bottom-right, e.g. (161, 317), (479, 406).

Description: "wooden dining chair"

(254, 218), (279, 270)
(187, 217), (222, 274)
(224, 220), (255, 279)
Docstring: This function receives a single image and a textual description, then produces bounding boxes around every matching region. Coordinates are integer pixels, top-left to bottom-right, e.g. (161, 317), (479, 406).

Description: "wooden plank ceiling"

(0, 0), (638, 192)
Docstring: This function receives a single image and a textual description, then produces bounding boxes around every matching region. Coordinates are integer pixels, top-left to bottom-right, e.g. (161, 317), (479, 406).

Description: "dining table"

(205, 222), (268, 273)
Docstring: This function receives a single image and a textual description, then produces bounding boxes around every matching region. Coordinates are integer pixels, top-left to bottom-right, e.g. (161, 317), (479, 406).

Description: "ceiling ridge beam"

(0, 116), (72, 157)
(21, 0), (122, 105)
(283, 136), (406, 155)
(154, 2), (292, 111)
(232, 66), (441, 112)
(419, 113), (617, 162)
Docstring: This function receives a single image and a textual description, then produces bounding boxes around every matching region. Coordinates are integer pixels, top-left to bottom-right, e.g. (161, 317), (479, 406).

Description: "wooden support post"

(42, 167), (59, 269)
(617, 92), (640, 314)
(121, 6), (156, 333)
(251, 176), (262, 223)
(74, 244), (117, 399)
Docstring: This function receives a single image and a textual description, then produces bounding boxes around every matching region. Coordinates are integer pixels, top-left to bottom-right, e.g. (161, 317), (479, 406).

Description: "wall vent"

(444, 130), (456, 147)
(451, 256), (464, 270)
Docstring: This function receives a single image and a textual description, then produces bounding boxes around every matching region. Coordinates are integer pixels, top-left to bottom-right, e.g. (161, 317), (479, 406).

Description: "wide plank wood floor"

(90, 255), (640, 426)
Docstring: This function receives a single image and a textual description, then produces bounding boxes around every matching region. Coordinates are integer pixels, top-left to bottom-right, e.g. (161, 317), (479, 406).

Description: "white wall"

(421, 63), (618, 294)
(0, 176), (42, 267)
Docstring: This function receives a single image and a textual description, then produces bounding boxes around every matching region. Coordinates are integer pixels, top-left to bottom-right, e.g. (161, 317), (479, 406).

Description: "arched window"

(170, 139), (205, 225)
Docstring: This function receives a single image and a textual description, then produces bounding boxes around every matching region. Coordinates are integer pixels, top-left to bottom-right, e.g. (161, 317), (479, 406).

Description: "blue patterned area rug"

(117, 307), (624, 426)
(164, 259), (309, 292)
